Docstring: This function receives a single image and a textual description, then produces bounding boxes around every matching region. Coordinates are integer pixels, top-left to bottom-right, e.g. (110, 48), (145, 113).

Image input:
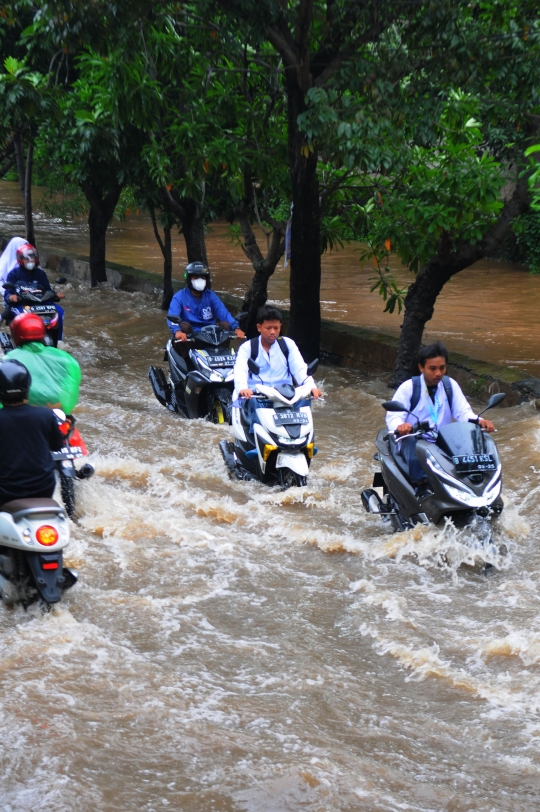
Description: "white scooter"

(0, 497), (77, 607)
(220, 358), (319, 488)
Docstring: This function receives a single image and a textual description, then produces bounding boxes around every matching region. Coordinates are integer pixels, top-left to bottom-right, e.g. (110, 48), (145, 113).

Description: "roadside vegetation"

(0, 0), (538, 383)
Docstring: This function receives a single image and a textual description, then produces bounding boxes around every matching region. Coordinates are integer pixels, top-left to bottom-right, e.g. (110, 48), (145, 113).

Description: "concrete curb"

(41, 248), (539, 406)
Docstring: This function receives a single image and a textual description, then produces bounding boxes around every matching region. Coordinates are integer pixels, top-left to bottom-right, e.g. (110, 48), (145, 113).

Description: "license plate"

(30, 305), (56, 314)
(208, 355), (235, 367)
(273, 412), (309, 426)
(452, 453), (496, 471)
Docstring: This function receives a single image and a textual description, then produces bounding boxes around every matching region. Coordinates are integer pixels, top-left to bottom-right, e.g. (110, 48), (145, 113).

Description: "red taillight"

(58, 421), (70, 436)
(42, 561), (59, 570)
(36, 525), (59, 546)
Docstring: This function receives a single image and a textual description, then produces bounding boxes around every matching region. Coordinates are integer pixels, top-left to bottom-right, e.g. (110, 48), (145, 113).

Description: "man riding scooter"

(167, 261), (245, 341)
(3, 243), (65, 341)
(386, 341), (495, 500)
(233, 304), (322, 430)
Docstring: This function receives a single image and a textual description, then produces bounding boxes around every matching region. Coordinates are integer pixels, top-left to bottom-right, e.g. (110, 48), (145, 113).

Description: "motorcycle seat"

(0, 498), (62, 513)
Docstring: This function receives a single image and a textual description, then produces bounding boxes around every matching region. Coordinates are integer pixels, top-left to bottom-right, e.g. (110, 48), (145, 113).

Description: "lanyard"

(422, 376), (444, 429)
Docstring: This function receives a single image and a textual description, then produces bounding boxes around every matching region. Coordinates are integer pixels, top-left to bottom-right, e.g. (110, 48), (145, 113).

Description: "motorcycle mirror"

(55, 276), (67, 284)
(382, 400), (408, 412)
(478, 392), (506, 415)
(306, 358), (319, 376)
(3, 282), (14, 290)
(248, 358), (260, 376)
(167, 315), (180, 325)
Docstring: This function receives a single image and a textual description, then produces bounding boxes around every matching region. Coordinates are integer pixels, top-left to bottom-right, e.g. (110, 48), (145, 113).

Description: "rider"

(233, 304), (322, 414)
(0, 359), (64, 505)
(3, 243), (65, 339)
(386, 341), (495, 500)
(167, 261), (245, 341)
(5, 312), (81, 414)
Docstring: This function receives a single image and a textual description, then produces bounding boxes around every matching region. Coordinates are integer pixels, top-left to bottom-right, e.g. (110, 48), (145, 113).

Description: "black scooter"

(148, 318), (238, 423)
(362, 393), (506, 543)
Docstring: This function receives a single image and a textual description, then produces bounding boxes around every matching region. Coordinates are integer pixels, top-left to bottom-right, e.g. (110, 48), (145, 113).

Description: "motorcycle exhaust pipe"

(361, 489), (383, 514)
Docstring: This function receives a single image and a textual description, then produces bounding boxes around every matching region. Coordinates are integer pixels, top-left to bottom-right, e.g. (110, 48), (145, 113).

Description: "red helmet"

(16, 243), (39, 267)
(10, 312), (46, 346)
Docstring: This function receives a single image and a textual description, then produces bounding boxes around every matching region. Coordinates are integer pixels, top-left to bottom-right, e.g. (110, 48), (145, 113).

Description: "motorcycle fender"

(186, 371), (210, 392)
(57, 460), (76, 478)
(275, 453), (309, 476)
(26, 550), (64, 604)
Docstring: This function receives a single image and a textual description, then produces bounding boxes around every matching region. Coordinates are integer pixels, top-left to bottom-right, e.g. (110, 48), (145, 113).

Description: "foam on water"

(3, 284), (540, 810)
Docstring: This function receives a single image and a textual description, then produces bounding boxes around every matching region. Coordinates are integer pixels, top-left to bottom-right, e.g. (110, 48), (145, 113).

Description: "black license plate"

(30, 305), (56, 314)
(273, 412), (309, 426)
(208, 355), (235, 367)
(452, 453), (496, 471)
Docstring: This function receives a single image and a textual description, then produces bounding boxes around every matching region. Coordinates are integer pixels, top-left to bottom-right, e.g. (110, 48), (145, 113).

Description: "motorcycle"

(1, 279), (66, 349)
(219, 357), (319, 488)
(0, 496), (77, 607)
(361, 393), (506, 543)
(149, 318), (239, 423)
(52, 409), (94, 521)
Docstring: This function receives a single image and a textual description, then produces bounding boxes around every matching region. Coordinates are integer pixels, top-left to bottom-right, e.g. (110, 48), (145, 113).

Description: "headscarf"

(0, 236), (26, 290)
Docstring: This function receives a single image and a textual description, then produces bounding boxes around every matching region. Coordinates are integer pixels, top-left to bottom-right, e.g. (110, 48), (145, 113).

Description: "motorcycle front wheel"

(278, 468), (307, 489)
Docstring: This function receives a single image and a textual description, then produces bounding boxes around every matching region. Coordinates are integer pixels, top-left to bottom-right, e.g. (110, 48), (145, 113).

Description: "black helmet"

(0, 359), (31, 403)
(184, 261), (210, 281)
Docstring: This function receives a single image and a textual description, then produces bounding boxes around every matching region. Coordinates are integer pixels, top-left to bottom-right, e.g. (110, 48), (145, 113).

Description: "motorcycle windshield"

(436, 422), (487, 458)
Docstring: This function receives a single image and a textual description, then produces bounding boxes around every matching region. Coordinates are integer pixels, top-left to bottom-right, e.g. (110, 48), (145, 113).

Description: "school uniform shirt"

(233, 336), (315, 400)
(385, 375), (477, 440)
(166, 288), (239, 334)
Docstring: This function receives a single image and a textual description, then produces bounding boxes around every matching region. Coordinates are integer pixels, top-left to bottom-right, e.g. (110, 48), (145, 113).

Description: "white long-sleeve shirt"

(233, 336), (315, 399)
(385, 375), (477, 439)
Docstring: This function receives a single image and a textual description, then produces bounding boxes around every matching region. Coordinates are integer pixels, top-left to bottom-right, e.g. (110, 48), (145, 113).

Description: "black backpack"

(409, 375), (453, 414)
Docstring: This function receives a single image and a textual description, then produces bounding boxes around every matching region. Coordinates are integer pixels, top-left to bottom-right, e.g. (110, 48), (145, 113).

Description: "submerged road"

(1, 282), (540, 811)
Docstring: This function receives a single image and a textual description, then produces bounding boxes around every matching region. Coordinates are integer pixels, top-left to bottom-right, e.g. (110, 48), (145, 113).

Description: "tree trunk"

(13, 131), (25, 199)
(392, 175), (532, 387)
(150, 205), (174, 310)
(180, 197), (208, 265)
(82, 182), (122, 286)
(13, 131), (35, 245)
(285, 80), (321, 362)
(24, 141), (35, 245)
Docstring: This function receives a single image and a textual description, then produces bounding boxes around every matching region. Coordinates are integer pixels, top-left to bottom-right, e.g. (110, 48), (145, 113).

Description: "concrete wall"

(41, 249), (540, 406)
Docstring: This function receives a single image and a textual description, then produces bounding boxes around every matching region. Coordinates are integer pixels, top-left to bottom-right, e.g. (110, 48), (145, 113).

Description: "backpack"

(409, 374), (453, 414)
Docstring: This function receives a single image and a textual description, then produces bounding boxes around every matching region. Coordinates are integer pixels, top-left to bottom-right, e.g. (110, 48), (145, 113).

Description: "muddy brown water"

(1, 185), (540, 810)
(0, 283), (539, 811)
(2, 180), (540, 376)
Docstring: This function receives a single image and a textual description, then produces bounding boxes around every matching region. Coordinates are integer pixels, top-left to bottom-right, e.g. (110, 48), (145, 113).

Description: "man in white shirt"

(387, 341), (495, 498)
(233, 304), (322, 406)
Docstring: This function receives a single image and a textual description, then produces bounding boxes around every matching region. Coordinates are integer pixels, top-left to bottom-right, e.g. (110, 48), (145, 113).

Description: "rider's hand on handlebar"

(239, 388), (254, 399)
(234, 328), (245, 339)
(396, 422), (413, 436)
(479, 418), (495, 432)
(8, 294), (17, 302)
(311, 387), (322, 399)
(175, 330), (188, 342)
(56, 291), (65, 299)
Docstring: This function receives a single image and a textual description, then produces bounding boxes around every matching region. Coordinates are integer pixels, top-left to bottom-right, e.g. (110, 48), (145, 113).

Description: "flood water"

(1, 180), (540, 376)
(0, 280), (539, 811)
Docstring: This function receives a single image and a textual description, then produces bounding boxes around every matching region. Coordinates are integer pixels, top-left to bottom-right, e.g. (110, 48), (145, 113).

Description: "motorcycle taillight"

(36, 526), (59, 546)
(58, 421), (71, 436)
